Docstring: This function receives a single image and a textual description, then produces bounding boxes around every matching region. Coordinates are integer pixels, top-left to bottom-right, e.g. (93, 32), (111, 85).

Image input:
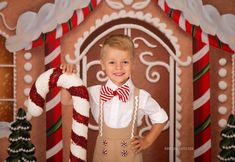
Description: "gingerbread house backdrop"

(0, 0), (235, 162)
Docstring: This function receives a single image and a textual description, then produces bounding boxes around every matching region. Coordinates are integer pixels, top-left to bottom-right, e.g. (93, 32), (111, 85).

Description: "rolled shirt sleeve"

(139, 89), (168, 124)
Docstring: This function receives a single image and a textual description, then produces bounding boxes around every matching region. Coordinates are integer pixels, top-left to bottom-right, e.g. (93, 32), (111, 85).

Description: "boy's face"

(101, 45), (134, 86)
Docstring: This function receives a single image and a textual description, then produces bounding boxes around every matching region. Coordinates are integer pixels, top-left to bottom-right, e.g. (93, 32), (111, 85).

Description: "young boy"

(61, 34), (168, 162)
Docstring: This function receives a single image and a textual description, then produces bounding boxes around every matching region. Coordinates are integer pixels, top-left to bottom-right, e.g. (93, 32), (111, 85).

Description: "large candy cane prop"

(27, 68), (89, 162)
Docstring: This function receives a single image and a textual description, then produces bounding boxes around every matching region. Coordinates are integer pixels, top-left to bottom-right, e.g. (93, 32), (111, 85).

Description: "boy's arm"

(131, 122), (166, 153)
(61, 88), (73, 106)
(60, 63), (77, 106)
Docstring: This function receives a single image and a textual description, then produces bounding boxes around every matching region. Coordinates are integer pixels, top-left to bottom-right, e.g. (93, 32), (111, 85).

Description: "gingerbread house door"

(65, 10), (191, 162)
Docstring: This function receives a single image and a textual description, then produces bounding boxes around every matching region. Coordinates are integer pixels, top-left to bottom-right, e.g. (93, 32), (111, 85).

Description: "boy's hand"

(130, 136), (152, 154)
(60, 63), (77, 74)
(130, 123), (166, 154)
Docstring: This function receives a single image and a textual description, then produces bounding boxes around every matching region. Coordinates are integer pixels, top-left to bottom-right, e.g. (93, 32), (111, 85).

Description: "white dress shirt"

(88, 79), (168, 128)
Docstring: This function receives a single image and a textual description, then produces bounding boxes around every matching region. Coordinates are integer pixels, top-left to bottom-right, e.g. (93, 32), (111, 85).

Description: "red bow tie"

(100, 85), (130, 102)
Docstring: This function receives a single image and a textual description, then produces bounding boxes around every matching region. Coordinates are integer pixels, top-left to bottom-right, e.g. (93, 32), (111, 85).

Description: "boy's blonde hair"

(100, 34), (134, 59)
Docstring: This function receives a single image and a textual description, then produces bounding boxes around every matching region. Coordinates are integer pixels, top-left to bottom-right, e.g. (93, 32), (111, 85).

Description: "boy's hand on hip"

(130, 136), (152, 154)
(60, 63), (77, 74)
(130, 123), (166, 154)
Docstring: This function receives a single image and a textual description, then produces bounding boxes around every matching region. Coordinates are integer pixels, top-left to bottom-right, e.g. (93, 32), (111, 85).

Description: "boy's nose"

(116, 63), (122, 69)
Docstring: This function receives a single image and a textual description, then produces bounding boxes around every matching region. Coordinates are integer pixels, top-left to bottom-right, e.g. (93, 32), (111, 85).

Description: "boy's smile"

(101, 45), (134, 86)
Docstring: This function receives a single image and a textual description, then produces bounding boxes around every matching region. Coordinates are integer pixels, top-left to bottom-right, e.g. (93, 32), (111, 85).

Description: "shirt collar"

(106, 78), (134, 91)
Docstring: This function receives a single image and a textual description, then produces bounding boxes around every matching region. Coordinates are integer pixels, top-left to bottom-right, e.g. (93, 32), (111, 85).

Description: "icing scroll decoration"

(105, 0), (151, 10)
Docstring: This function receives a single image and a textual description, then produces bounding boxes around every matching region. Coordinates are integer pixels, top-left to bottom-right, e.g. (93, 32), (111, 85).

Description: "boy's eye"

(123, 61), (129, 64)
(108, 61), (115, 64)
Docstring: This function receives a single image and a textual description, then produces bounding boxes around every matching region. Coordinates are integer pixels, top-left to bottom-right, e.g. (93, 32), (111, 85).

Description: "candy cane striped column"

(193, 40), (211, 162)
(45, 39), (62, 161)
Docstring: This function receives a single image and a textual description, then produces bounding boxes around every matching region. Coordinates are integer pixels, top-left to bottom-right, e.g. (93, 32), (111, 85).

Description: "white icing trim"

(218, 68), (227, 78)
(218, 106), (227, 115)
(0, 13), (15, 30)
(232, 54), (235, 114)
(133, 37), (157, 48)
(218, 119), (227, 128)
(0, 99), (15, 102)
(0, 64), (15, 67)
(218, 58), (227, 66)
(131, 0), (151, 10)
(24, 62), (32, 71)
(0, 1), (16, 31)
(218, 81), (227, 90)
(24, 75), (33, 84)
(139, 52), (170, 83)
(86, 60), (108, 84)
(218, 94), (228, 103)
(0, 1), (7, 10)
(24, 88), (30, 96)
(105, 0), (151, 10)
(24, 52), (32, 60)
(175, 62), (183, 162)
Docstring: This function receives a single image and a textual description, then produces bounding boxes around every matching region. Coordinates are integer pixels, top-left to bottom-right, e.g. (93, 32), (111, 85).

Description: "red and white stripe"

(27, 68), (90, 162)
(100, 85), (130, 102)
(193, 40), (211, 162)
(45, 39), (62, 161)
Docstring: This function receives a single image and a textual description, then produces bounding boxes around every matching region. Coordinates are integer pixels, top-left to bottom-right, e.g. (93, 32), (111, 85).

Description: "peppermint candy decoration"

(27, 68), (89, 162)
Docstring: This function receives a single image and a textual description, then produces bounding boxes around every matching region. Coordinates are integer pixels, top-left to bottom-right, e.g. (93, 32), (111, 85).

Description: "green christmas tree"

(6, 108), (36, 162)
(218, 115), (235, 161)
